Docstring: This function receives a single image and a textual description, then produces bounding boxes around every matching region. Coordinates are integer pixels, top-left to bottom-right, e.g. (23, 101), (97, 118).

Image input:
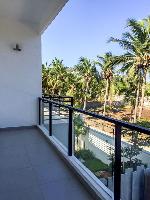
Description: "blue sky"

(42, 0), (150, 67)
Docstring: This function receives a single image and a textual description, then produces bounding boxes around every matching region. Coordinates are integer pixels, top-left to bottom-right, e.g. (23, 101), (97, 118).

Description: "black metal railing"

(38, 97), (150, 200)
(41, 95), (73, 128)
(42, 95), (73, 106)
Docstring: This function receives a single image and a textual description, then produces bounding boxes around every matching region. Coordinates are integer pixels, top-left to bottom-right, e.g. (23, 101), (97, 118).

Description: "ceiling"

(0, 0), (68, 33)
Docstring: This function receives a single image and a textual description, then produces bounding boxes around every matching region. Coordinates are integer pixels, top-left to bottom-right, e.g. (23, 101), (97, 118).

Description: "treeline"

(42, 16), (150, 123)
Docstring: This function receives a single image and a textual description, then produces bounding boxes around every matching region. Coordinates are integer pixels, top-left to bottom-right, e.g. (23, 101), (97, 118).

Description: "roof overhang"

(0, 0), (68, 34)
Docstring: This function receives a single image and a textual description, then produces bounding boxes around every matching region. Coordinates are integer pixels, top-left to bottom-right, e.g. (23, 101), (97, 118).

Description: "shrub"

(75, 149), (94, 160)
(84, 158), (108, 172)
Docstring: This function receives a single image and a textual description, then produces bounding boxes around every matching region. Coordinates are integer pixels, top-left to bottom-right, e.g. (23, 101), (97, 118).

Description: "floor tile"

(0, 167), (38, 190)
(33, 162), (73, 184)
(0, 146), (30, 170)
(0, 128), (95, 200)
(0, 186), (44, 200)
(41, 178), (93, 200)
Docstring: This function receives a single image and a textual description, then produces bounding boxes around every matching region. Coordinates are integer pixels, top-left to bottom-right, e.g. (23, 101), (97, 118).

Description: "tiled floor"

(0, 127), (95, 200)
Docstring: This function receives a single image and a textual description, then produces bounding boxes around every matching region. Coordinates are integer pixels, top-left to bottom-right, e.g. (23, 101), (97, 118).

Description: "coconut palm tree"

(109, 16), (150, 122)
(96, 52), (117, 116)
(66, 69), (84, 107)
(42, 63), (51, 95)
(75, 57), (99, 110)
(50, 58), (69, 95)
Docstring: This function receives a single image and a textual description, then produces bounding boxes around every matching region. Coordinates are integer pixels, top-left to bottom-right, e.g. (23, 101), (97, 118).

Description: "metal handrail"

(42, 95), (74, 105)
(40, 97), (150, 134)
(38, 97), (150, 200)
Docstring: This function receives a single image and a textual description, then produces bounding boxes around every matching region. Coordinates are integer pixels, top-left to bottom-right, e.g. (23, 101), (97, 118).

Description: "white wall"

(0, 19), (42, 128)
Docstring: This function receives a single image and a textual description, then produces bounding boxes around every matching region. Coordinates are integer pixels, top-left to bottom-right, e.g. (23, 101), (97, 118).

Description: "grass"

(75, 149), (109, 173)
(84, 158), (108, 172)
(136, 119), (150, 128)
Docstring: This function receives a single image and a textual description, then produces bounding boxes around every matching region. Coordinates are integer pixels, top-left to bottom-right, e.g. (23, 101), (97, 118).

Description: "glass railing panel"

(120, 127), (150, 200)
(74, 113), (115, 191)
(52, 104), (69, 150)
(42, 101), (49, 131)
(39, 97), (150, 200)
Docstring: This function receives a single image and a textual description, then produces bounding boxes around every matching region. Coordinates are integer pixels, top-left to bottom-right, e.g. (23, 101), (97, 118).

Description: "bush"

(136, 119), (150, 128)
(84, 158), (108, 172)
(75, 149), (94, 160)
(75, 149), (109, 173)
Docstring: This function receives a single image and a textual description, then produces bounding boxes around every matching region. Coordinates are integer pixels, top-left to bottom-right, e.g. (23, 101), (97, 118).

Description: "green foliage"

(84, 159), (108, 172)
(75, 57), (100, 109)
(42, 58), (69, 96)
(75, 149), (108, 173)
(109, 16), (150, 122)
(121, 128), (148, 169)
(74, 114), (89, 138)
(114, 74), (128, 96)
(75, 149), (94, 160)
(145, 83), (150, 97)
(136, 119), (150, 128)
(96, 52), (118, 115)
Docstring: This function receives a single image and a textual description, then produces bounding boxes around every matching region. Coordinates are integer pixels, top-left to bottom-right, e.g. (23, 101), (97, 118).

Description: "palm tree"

(74, 114), (88, 146)
(75, 57), (99, 110)
(96, 52), (117, 116)
(109, 16), (150, 122)
(42, 58), (70, 96)
(66, 71), (84, 107)
(42, 63), (51, 95)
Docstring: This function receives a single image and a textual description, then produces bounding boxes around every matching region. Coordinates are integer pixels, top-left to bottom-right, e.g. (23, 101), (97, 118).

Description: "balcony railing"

(38, 96), (150, 200)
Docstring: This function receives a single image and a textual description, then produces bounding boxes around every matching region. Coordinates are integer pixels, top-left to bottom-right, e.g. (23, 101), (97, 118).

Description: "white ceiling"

(0, 0), (68, 33)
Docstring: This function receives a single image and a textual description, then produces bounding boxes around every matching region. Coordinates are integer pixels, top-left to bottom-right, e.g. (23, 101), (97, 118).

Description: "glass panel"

(74, 113), (115, 191)
(120, 127), (150, 200)
(52, 104), (69, 149)
(41, 99), (70, 151)
(42, 101), (49, 130)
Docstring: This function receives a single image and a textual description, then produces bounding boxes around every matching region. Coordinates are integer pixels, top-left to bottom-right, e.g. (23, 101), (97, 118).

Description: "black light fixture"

(13, 44), (21, 51)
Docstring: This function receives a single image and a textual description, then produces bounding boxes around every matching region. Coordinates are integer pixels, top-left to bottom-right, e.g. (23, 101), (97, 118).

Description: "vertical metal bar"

(38, 98), (41, 125)
(58, 97), (61, 115)
(114, 124), (122, 200)
(68, 107), (73, 156)
(71, 97), (74, 107)
(49, 95), (51, 100)
(42, 101), (44, 125)
(49, 101), (52, 136)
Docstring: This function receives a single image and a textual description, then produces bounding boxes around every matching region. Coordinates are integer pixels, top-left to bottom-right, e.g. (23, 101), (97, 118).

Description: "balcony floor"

(0, 127), (95, 200)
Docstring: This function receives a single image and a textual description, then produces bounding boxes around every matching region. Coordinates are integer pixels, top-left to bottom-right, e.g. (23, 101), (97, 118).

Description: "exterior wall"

(0, 19), (42, 128)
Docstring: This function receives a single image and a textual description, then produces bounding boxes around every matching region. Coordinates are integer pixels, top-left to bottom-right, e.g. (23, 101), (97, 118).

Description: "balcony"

(1, 96), (150, 200)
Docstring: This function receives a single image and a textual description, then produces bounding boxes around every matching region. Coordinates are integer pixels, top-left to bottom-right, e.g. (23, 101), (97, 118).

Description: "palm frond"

(108, 37), (135, 51)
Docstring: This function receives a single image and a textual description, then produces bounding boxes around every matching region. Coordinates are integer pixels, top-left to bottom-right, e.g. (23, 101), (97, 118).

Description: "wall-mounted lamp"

(13, 44), (21, 52)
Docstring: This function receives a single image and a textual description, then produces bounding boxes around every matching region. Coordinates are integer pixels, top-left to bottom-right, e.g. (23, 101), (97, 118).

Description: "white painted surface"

(0, 0), (68, 33)
(0, 19), (41, 128)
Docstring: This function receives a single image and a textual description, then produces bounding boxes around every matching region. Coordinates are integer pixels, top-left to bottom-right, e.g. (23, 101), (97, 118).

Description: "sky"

(42, 0), (150, 67)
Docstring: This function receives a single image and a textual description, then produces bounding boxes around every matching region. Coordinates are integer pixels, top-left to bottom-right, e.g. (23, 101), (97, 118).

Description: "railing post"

(41, 100), (44, 125)
(49, 101), (52, 136)
(114, 124), (122, 200)
(38, 97), (41, 125)
(68, 107), (73, 156)
(71, 97), (74, 107)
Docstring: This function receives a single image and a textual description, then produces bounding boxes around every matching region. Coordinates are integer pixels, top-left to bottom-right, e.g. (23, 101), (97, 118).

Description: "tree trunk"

(108, 84), (113, 108)
(138, 75), (146, 119)
(83, 81), (89, 110)
(133, 81), (140, 123)
(83, 96), (87, 110)
(103, 79), (109, 116)
(130, 106), (134, 122)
